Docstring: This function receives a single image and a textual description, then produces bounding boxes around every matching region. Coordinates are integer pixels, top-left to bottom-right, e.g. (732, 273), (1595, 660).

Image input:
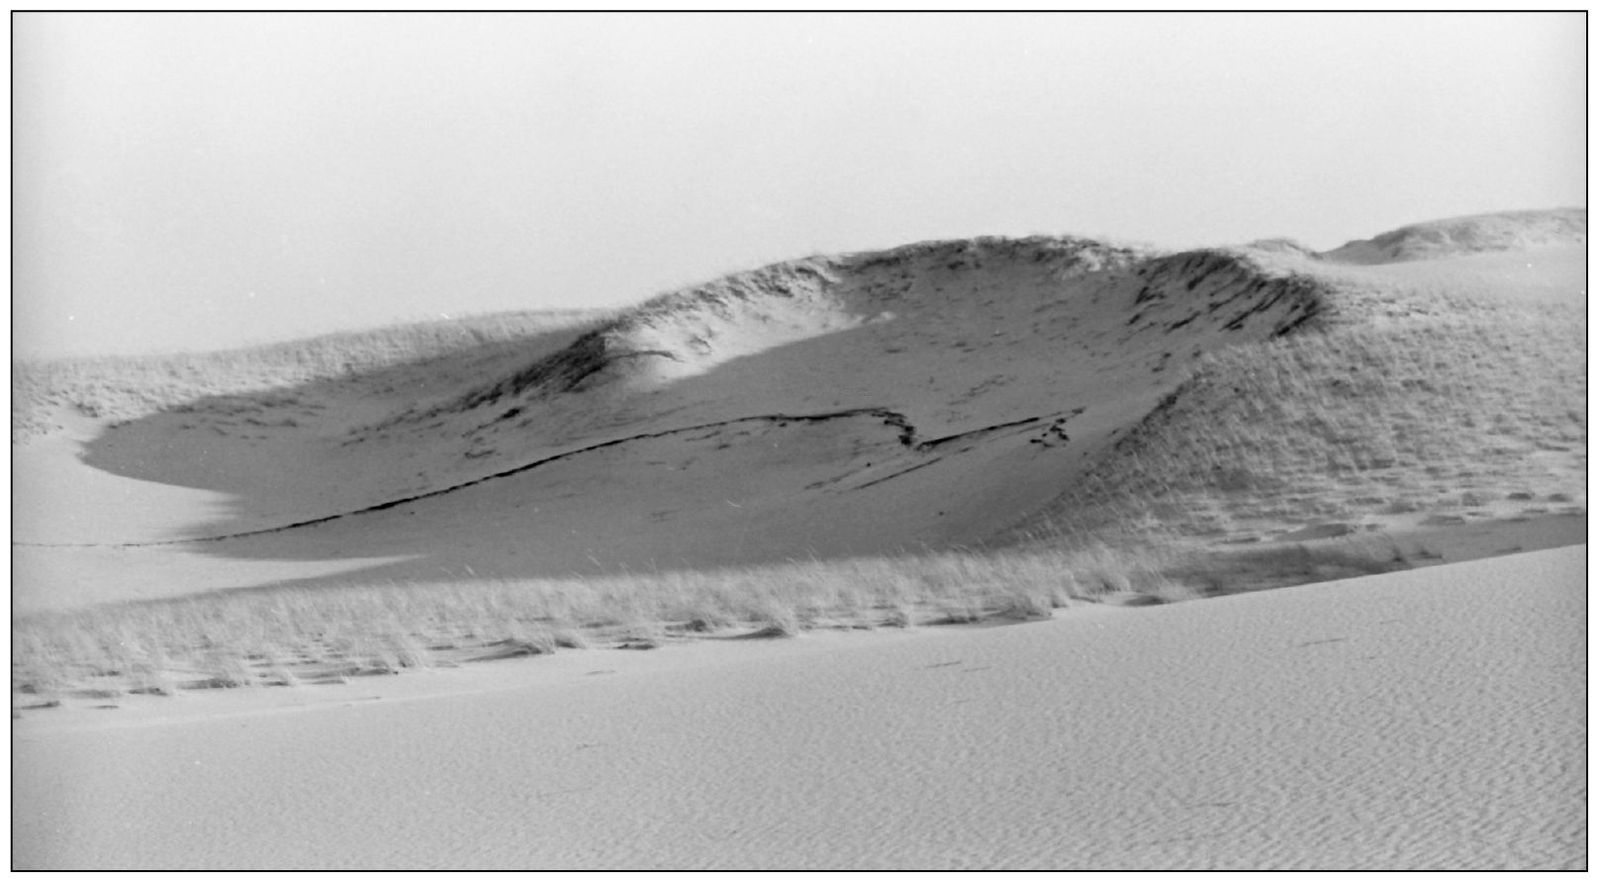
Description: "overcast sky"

(12, 12), (1586, 358)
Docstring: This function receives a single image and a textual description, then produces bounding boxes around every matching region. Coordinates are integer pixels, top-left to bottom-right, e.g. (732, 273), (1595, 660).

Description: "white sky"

(11, 12), (1586, 358)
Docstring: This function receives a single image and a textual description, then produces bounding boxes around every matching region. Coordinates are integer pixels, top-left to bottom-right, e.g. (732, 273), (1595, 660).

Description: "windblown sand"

(13, 546), (1584, 870)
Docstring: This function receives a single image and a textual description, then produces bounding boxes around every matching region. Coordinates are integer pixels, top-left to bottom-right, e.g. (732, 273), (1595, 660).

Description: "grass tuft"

(12, 544), (1210, 699)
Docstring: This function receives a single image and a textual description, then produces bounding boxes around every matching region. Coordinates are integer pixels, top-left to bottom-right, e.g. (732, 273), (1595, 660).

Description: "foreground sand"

(12, 546), (1584, 869)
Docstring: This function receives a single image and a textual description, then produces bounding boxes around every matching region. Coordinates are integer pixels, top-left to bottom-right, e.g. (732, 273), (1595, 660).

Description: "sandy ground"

(12, 546), (1585, 870)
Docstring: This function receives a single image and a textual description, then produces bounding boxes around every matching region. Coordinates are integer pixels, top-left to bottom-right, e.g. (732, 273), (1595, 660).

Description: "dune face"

(9, 209), (1585, 614)
(17, 235), (1349, 606)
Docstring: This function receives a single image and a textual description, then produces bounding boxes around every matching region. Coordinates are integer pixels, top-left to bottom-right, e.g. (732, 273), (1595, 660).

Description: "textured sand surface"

(12, 546), (1584, 870)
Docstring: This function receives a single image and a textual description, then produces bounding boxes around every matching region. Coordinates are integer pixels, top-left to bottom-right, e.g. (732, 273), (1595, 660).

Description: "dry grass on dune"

(12, 309), (606, 441)
(12, 545), (1201, 700)
(12, 536), (1433, 705)
(1033, 299), (1585, 542)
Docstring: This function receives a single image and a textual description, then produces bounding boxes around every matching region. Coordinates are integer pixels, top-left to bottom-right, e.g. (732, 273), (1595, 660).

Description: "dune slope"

(15, 235), (1329, 604)
(10, 210), (1586, 612)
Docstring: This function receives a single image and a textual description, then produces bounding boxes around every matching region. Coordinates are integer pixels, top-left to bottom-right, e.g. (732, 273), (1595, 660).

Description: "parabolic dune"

(12, 548), (1586, 869)
(12, 208), (1587, 609)
(10, 208), (1588, 869)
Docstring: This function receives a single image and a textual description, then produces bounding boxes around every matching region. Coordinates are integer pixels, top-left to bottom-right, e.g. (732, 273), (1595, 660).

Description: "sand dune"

(11, 210), (1587, 869)
(11, 211), (1584, 610)
(15, 235), (1323, 604)
(1321, 208), (1587, 264)
(12, 547), (1584, 869)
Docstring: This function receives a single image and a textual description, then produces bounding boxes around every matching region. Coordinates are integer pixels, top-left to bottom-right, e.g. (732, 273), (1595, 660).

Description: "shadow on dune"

(75, 321), (601, 530)
(86, 330), (1114, 592)
(67, 237), (1332, 595)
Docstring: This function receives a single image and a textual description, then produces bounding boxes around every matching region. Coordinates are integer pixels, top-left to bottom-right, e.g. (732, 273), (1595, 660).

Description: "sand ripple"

(12, 547), (1584, 869)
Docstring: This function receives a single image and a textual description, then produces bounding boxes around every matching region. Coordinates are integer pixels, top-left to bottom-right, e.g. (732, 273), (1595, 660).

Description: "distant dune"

(1320, 207), (1586, 264)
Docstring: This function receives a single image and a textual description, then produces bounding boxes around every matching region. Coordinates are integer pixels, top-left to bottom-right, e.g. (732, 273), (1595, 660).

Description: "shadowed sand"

(12, 546), (1584, 870)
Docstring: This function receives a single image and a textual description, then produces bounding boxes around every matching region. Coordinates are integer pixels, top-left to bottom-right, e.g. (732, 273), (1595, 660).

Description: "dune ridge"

(17, 234), (1331, 552)
(12, 212), (1584, 611)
